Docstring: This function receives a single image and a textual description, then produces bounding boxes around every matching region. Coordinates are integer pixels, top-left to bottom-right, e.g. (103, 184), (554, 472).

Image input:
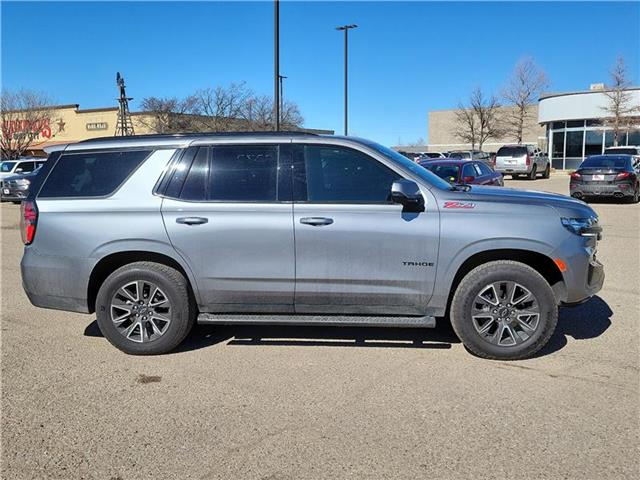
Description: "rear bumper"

(570, 183), (634, 197)
(21, 248), (91, 314)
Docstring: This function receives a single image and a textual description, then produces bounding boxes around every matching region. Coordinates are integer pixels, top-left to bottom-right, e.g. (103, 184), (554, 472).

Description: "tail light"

(570, 172), (581, 180)
(20, 200), (38, 245)
(615, 172), (631, 180)
(526, 154), (531, 166)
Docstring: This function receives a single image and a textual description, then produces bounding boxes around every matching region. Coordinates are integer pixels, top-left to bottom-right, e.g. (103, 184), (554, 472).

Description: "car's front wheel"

(96, 261), (196, 355)
(450, 260), (558, 360)
(528, 165), (537, 180)
(543, 163), (551, 179)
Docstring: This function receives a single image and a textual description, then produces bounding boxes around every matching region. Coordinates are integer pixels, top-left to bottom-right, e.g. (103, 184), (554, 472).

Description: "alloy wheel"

(110, 280), (172, 343)
(470, 281), (540, 347)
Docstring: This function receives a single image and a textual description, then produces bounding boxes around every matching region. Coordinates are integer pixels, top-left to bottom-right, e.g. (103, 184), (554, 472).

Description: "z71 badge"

(443, 201), (476, 209)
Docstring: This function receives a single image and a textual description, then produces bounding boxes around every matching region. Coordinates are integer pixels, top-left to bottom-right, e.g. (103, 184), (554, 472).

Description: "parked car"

(447, 150), (491, 163)
(570, 154), (639, 203)
(419, 159), (503, 186)
(420, 152), (447, 159)
(1, 166), (43, 203)
(494, 145), (550, 180)
(21, 133), (603, 360)
(0, 158), (46, 181)
(603, 146), (640, 156)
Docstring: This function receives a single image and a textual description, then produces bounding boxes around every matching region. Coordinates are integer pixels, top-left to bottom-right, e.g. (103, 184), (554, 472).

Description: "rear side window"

(38, 150), (151, 198)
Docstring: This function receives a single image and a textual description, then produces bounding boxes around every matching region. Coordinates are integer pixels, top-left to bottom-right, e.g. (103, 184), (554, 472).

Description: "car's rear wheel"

(450, 260), (558, 360)
(511, 174), (519, 180)
(543, 164), (550, 179)
(96, 261), (195, 355)
(528, 165), (537, 180)
(630, 184), (639, 203)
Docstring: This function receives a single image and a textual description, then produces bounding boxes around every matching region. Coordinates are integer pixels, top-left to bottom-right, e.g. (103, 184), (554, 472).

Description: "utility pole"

(274, 0), (280, 131)
(278, 75), (287, 125)
(335, 24), (357, 136)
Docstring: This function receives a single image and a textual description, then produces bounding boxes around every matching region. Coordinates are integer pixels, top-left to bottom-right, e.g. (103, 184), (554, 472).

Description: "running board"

(197, 313), (436, 328)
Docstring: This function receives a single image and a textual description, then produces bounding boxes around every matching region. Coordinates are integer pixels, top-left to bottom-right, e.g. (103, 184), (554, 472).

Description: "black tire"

(450, 260), (558, 360)
(543, 163), (550, 179)
(95, 261), (196, 355)
(528, 165), (537, 180)
(511, 174), (519, 180)
(630, 184), (639, 204)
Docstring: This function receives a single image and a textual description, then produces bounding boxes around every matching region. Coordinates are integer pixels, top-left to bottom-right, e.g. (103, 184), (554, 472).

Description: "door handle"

(176, 216), (208, 225)
(300, 217), (334, 226)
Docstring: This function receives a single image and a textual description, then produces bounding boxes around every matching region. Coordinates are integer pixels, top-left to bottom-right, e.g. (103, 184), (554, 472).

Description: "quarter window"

(38, 150), (151, 198)
(300, 145), (401, 203)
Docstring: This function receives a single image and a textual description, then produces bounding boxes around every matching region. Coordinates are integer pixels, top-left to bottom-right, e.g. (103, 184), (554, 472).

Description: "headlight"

(16, 179), (30, 186)
(561, 217), (601, 237)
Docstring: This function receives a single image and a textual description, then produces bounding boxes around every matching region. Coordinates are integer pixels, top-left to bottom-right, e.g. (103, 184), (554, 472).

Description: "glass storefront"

(548, 120), (640, 170)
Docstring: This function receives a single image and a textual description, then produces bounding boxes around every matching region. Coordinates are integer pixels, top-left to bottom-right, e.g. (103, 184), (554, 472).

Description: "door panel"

(293, 201), (439, 315)
(291, 143), (439, 315)
(161, 144), (295, 312)
(162, 201), (295, 311)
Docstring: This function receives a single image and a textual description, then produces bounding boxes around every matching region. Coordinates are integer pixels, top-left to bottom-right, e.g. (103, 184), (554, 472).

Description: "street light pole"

(336, 24), (357, 136)
(278, 75), (287, 125)
(274, 0), (280, 131)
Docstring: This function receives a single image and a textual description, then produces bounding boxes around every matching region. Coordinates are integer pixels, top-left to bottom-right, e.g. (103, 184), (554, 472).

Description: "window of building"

(584, 130), (603, 157)
(566, 120), (584, 128)
(551, 130), (565, 170)
(39, 150), (151, 198)
(302, 145), (401, 203)
(552, 122), (565, 130)
(628, 130), (640, 146)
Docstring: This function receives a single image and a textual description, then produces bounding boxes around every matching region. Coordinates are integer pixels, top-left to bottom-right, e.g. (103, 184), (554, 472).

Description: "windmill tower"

(115, 72), (135, 136)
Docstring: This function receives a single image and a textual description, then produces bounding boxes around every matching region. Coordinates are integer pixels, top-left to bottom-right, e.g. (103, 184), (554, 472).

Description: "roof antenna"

(115, 72), (135, 136)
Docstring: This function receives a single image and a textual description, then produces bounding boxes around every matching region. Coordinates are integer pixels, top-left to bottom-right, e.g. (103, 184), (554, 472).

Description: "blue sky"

(2, 1), (639, 145)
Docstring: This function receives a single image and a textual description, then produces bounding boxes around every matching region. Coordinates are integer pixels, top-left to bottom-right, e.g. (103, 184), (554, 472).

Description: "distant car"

(0, 158), (46, 182)
(447, 150), (492, 165)
(603, 146), (640, 156)
(420, 152), (446, 159)
(419, 159), (503, 186)
(1, 166), (43, 203)
(570, 154), (639, 203)
(494, 145), (549, 180)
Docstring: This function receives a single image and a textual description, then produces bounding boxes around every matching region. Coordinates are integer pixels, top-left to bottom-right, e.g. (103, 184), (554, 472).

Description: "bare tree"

(602, 57), (640, 146)
(137, 95), (199, 133)
(456, 87), (503, 150)
(138, 82), (305, 134)
(193, 82), (251, 132)
(0, 89), (59, 159)
(502, 57), (549, 144)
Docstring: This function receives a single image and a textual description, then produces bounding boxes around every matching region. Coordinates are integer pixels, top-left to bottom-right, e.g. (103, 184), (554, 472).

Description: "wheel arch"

(87, 250), (199, 313)
(445, 248), (566, 315)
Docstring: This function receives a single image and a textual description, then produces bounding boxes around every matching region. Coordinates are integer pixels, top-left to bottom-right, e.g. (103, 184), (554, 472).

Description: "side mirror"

(15, 168), (23, 173)
(391, 179), (425, 212)
(463, 175), (475, 184)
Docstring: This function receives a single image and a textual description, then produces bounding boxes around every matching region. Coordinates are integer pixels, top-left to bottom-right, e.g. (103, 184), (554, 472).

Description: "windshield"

(449, 152), (470, 159)
(604, 148), (636, 155)
(361, 140), (454, 190)
(423, 164), (460, 182)
(424, 152), (442, 158)
(580, 156), (629, 169)
(1, 162), (16, 172)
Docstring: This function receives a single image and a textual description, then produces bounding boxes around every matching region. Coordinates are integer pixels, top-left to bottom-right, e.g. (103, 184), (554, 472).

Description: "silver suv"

(21, 133), (604, 359)
(495, 145), (550, 180)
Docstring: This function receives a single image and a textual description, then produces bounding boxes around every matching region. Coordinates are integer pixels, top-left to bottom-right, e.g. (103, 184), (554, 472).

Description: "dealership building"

(419, 85), (640, 170)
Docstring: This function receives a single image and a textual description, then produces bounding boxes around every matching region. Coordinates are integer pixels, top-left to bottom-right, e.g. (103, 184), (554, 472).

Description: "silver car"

(495, 145), (550, 180)
(20, 133), (604, 359)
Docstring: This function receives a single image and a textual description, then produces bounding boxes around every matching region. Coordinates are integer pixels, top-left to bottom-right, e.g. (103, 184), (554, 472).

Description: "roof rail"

(78, 131), (319, 144)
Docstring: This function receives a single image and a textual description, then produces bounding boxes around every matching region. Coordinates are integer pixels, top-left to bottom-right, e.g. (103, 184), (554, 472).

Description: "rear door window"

(38, 150), (151, 198)
(16, 161), (36, 173)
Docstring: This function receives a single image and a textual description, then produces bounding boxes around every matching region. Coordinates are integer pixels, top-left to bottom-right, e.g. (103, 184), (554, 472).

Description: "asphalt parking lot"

(1, 174), (638, 480)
